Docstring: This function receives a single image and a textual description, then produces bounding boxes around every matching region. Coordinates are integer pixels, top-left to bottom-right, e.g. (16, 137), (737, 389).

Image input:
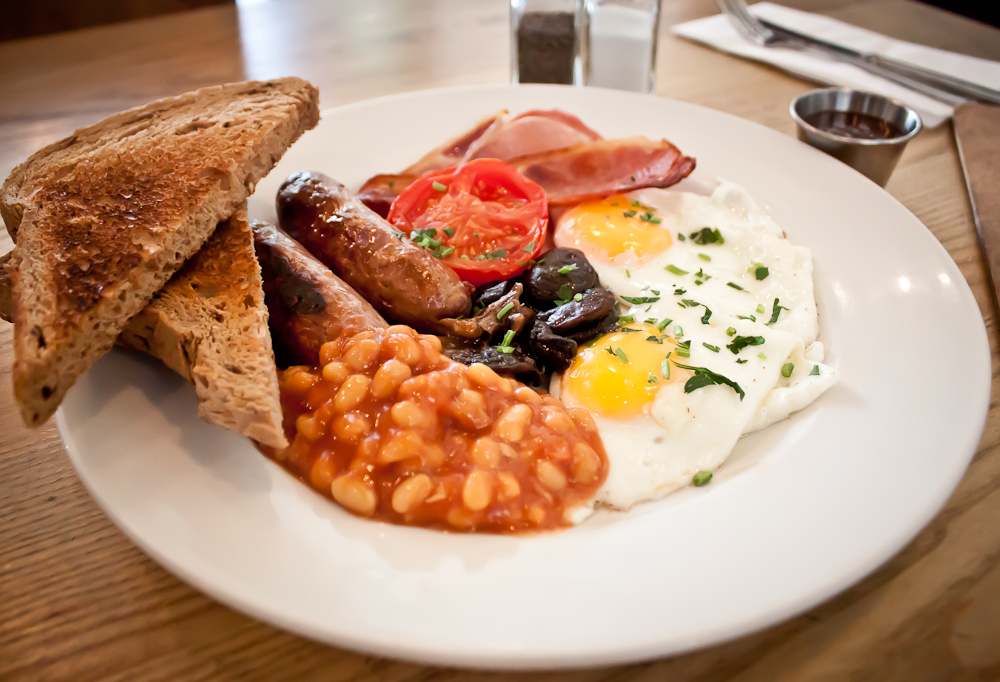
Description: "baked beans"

(274, 326), (608, 533)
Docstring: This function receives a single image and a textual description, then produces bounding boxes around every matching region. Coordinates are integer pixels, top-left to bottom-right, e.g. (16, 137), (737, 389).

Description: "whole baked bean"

(343, 338), (381, 372)
(466, 362), (501, 390)
(319, 341), (340, 366)
(569, 407), (598, 435)
(283, 369), (316, 395)
(397, 375), (429, 398)
(419, 334), (443, 352)
(310, 453), (336, 489)
(378, 431), (424, 464)
(541, 406), (575, 433)
(470, 436), (501, 469)
(385, 333), (422, 366)
(391, 400), (435, 429)
(514, 386), (542, 405)
(536, 460), (568, 491)
(421, 443), (445, 468)
(493, 403), (533, 443)
(450, 389), (490, 430)
(498, 472), (521, 499)
(333, 412), (371, 442)
(385, 324), (416, 337)
(357, 435), (380, 461)
(331, 474), (377, 516)
(498, 443), (518, 460)
(322, 361), (350, 386)
(572, 442), (601, 483)
(296, 414), (325, 441)
(371, 359), (411, 399)
(334, 375), (371, 412)
(462, 470), (494, 511)
(527, 505), (546, 525)
(392, 474), (433, 514)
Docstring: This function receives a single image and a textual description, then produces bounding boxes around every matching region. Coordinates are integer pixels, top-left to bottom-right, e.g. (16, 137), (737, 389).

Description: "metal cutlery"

(715, 0), (1000, 106)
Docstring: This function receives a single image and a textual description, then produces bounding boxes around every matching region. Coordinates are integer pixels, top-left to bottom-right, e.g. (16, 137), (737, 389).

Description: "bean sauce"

(271, 325), (608, 533)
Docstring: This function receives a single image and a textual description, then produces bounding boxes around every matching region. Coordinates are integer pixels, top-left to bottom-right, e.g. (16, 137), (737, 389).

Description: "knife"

(954, 103), (1000, 316)
(757, 17), (1000, 105)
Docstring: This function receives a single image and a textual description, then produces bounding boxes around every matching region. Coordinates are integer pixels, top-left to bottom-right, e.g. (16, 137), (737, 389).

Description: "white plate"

(59, 84), (990, 669)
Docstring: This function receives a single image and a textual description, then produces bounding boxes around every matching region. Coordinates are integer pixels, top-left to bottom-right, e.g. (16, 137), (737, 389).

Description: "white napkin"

(671, 2), (1000, 128)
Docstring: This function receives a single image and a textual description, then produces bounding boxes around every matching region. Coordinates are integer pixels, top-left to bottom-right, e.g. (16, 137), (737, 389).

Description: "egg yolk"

(562, 324), (688, 419)
(556, 195), (672, 261)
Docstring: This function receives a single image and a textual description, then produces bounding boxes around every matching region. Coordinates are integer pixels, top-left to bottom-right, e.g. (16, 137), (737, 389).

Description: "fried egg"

(551, 181), (837, 510)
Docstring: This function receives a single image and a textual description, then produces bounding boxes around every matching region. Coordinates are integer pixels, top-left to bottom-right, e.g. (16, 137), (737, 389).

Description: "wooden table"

(2, 1), (998, 679)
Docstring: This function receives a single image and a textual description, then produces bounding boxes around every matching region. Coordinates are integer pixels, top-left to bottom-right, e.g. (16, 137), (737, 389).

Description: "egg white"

(552, 181), (837, 511)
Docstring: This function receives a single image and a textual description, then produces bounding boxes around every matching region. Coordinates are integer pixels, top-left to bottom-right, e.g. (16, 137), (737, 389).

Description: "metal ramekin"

(790, 88), (923, 187)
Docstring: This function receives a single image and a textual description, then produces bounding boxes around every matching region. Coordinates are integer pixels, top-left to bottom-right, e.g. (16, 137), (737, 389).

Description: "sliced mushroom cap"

(523, 248), (598, 307)
(528, 320), (579, 372)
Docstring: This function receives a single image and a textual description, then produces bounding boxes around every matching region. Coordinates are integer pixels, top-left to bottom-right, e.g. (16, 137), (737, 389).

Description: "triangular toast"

(119, 207), (287, 448)
(0, 78), (318, 426)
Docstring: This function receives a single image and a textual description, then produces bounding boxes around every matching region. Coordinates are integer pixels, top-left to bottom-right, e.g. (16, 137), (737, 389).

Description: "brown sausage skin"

(251, 220), (387, 367)
(275, 172), (472, 331)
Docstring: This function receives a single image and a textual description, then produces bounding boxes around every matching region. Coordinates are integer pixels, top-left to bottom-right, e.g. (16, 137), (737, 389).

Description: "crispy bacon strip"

(356, 173), (418, 219)
(507, 136), (696, 206)
(404, 111), (507, 175)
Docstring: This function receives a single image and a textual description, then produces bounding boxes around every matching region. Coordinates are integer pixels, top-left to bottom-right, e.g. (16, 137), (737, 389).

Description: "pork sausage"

(275, 171), (472, 331)
(251, 220), (387, 366)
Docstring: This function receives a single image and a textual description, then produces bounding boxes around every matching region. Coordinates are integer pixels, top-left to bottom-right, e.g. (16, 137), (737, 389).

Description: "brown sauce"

(803, 110), (903, 140)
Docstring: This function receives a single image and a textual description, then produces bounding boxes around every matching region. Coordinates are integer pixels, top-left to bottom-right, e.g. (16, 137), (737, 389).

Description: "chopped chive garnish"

(496, 302), (515, 320)
(620, 327), (641, 333)
(439, 245), (455, 257)
(810, 365), (820, 376)
(522, 240), (535, 252)
(756, 304), (766, 314)
(573, 293), (583, 301)
(701, 306), (712, 324)
(726, 327), (736, 336)
(623, 209), (637, 218)
(782, 362), (794, 377)
(674, 288), (686, 295)
(605, 347), (615, 357)
(645, 318), (658, 325)
(460, 255), (469, 260)
(431, 181), (447, 192)
(758, 352), (767, 360)
(630, 199), (643, 208)
(621, 295), (660, 305)
(727, 282), (745, 291)
(737, 314), (756, 322)
(666, 265), (689, 276)
(646, 335), (664, 344)
(736, 358), (748, 364)
(657, 318), (672, 331)
(614, 347), (629, 364)
(640, 212), (662, 224)
(756, 266), (769, 280)
(443, 227), (455, 237)
(698, 253), (711, 262)
(678, 233), (686, 241)
(648, 373), (658, 384)
(662, 357), (671, 379)
(689, 227), (725, 245)
(672, 362), (745, 400)
(703, 343), (720, 352)
(388, 180), (395, 188)
(558, 263), (578, 275)
(766, 298), (787, 325)
(727, 335), (765, 354)
(501, 330), (516, 347)
(692, 471), (713, 486)
(674, 325), (684, 337)
(619, 314), (635, 324)
(630, 175), (636, 181)
(517, 260), (528, 266)
(675, 344), (691, 358)
(626, 269), (631, 278)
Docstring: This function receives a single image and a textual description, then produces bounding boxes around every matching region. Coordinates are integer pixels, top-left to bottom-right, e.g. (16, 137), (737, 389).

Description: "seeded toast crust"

(119, 208), (287, 448)
(1, 77), (319, 426)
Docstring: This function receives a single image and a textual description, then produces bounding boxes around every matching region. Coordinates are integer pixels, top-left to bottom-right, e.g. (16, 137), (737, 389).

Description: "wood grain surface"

(1, 1), (999, 680)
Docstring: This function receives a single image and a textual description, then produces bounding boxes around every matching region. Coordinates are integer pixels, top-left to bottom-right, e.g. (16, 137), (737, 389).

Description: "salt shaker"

(585, 0), (661, 93)
(511, 0), (585, 85)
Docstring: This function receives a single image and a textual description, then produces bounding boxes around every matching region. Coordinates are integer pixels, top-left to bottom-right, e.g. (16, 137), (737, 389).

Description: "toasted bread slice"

(0, 250), (12, 324)
(1, 78), (319, 426)
(119, 207), (287, 448)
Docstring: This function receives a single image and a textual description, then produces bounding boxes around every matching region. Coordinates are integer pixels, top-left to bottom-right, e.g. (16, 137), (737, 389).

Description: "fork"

(715, 0), (999, 106)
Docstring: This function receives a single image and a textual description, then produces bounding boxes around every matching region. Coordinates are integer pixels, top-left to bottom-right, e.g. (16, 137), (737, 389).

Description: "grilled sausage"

(275, 171), (472, 331)
(251, 220), (387, 366)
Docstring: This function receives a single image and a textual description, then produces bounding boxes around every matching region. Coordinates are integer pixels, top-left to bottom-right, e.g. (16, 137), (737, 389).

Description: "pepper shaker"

(511, 0), (586, 85)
